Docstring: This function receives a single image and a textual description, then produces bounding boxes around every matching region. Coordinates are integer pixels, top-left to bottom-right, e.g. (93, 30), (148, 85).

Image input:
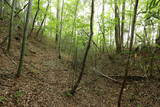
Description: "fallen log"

(94, 69), (160, 82)
(93, 69), (122, 84)
(109, 75), (147, 81)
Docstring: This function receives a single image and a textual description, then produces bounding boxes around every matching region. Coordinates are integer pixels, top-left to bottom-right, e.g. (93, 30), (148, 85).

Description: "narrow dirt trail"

(0, 38), (122, 106)
(14, 43), (75, 106)
(0, 19), (115, 107)
(0, 41), (76, 106)
(1, 19), (160, 107)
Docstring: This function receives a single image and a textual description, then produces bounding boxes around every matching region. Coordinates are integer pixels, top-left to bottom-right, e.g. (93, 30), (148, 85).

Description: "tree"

(156, 23), (160, 45)
(129, 0), (139, 49)
(16, 0), (33, 78)
(29, 0), (41, 38)
(72, 0), (80, 71)
(69, 0), (95, 95)
(126, 3), (132, 48)
(55, 0), (60, 43)
(58, 0), (64, 59)
(6, 0), (15, 52)
(0, 0), (4, 19)
(36, 0), (50, 38)
(118, 0), (139, 106)
(101, 0), (106, 52)
(114, 0), (121, 53)
(120, 0), (126, 49)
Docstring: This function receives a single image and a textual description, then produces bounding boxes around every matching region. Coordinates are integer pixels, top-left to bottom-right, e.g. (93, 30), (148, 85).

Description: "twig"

(4, 53), (17, 65)
(82, 28), (100, 50)
(4, 0), (12, 8)
(14, 3), (29, 17)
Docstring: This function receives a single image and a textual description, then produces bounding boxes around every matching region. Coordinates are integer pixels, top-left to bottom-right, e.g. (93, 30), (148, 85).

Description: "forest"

(0, 0), (160, 106)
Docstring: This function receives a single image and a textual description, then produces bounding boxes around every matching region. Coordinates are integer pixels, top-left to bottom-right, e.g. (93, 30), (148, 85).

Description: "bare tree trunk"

(58, 0), (65, 59)
(102, 0), (106, 52)
(120, 0), (126, 49)
(55, 0), (60, 43)
(118, 0), (139, 106)
(126, 2), (132, 48)
(28, 0), (40, 38)
(114, 0), (121, 53)
(143, 24), (148, 45)
(129, 0), (139, 50)
(70, 0), (95, 95)
(16, 0), (33, 78)
(71, 0), (79, 38)
(72, 0), (80, 70)
(36, 0), (49, 38)
(0, 0), (4, 19)
(126, 15), (131, 48)
(6, 0), (15, 52)
(71, 0), (80, 88)
(156, 23), (160, 45)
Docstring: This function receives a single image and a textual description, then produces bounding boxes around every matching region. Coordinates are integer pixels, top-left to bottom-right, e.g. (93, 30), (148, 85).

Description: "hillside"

(0, 17), (160, 107)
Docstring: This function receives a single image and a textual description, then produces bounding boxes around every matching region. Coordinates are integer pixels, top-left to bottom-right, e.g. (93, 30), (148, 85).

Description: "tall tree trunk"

(55, 0), (60, 43)
(120, 0), (126, 49)
(58, 0), (65, 59)
(126, 2), (132, 48)
(16, 0), (33, 78)
(71, 0), (79, 38)
(144, 24), (148, 45)
(156, 23), (160, 45)
(158, 24), (160, 43)
(70, 0), (95, 95)
(0, 0), (4, 18)
(158, 24), (160, 41)
(118, 0), (139, 106)
(129, 0), (139, 50)
(114, 0), (121, 53)
(126, 15), (132, 48)
(6, 0), (15, 52)
(36, 0), (49, 38)
(72, 0), (80, 71)
(28, 0), (40, 38)
(102, 0), (106, 52)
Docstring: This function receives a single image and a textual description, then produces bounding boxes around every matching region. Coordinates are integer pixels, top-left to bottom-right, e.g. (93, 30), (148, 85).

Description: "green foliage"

(137, 105), (142, 107)
(145, 0), (160, 20)
(11, 0), (159, 56)
(13, 90), (25, 98)
(0, 96), (6, 103)
(63, 91), (74, 97)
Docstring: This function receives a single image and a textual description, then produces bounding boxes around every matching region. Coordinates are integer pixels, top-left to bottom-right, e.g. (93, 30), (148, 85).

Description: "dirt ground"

(0, 19), (160, 107)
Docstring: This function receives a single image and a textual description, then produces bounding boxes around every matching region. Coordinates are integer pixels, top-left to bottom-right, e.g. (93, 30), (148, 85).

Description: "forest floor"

(0, 19), (160, 107)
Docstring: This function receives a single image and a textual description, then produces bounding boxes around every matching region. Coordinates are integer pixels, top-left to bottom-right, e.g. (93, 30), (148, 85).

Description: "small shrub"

(0, 96), (6, 103)
(63, 91), (74, 97)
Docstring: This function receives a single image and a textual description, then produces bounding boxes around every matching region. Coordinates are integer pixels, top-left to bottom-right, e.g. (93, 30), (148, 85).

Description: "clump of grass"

(13, 90), (25, 98)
